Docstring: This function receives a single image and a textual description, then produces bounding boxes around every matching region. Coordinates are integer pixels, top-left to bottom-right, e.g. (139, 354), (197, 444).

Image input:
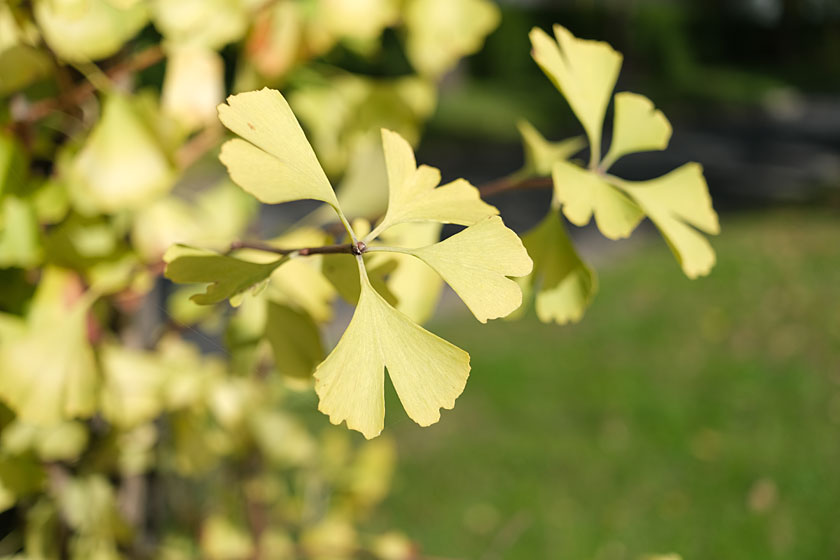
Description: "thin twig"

(230, 240), (362, 256)
(478, 176), (552, 197)
(17, 44), (165, 123)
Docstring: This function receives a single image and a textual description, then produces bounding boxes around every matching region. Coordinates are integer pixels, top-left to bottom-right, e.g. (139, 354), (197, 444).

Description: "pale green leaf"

(0, 196), (42, 268)
(58, 475), (123, 538)
(522, 210), (597, 324)
(161, 45), (224, 131)
(314, 262), (470, 439)
(0, 456), (45, 512)
(163, 244), (285, 305)
(0, 269), (97, 425)
(249, 410), (316, 466)
(335, 137), (389, 220)
(0, 133), (27, 198)
(247, 0), (303, 79)
(0, 45), (52, 96)
(616, 163), (720, 278)
(218, 88), (339, 207)
(405, 216), (533, 323)
(405, 0), (500, 77)
(1, 421), (89, 462)
(201, 515), (254, 560)
(552, 159), (643, 240)
(602, 92), (672, 170)
(321, 254), (398, 307)
(517, 120), (585, 176)
(265, 302), (324, 379)
(69, 94), (174, 213)
(152, 0), (247, 50)
(373, 128), (497, 236)
(133, 179), (256, 260)
(319, 0), (399, 42)
(260, 227), (338, 323)
(529, 25), (622, 160)
(100, 346), (166, 429)
(33, 0), (148, 62)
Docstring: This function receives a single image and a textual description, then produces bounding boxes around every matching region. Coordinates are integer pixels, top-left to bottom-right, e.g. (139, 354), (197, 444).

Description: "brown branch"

(17, 44), (165, 123)
(230, 240), (364, 256)
(176, 125), (223, 170)
(478, 176), (552, 198)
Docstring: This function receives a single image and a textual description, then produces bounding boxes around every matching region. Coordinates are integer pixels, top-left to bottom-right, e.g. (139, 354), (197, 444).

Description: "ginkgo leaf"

(0, 269), (97, 425)
(530, 25), (622, 162)
(552, 159), (643, 240)
(380, 222), (444, 324)
(264, 302), (324, 379)
(164, 244), (286, 306)
(217, 88), (340, 208)
(602, 92), (672, 170)
(615, 163), (720, 278)
(522, 210), (597, 324)
(518, 120), (585, 176)
(404, 216), (532, 323)
(371, 128), (497, 237)
(314, 261), (470, 439)
(404, 0), (500, 78)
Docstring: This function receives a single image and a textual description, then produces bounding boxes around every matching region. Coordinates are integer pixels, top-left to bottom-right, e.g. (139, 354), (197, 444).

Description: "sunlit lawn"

(375, 209), (840, 560)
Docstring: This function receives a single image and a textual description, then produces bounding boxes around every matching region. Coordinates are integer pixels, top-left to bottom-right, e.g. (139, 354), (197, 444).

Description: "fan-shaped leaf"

(405, 216), (532, 323)
(218, 88), (339, 208)
(314, 261), (470, 439)
(552, 160), (643, 239)
(616, 163), (720, 278)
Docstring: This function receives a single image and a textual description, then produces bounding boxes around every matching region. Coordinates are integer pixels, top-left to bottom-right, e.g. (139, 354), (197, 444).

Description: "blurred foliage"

(0, 0), (723, 558)
(0, 0), (502, 556)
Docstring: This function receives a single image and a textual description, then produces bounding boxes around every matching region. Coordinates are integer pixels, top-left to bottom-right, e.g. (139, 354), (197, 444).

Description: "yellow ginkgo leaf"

(370, 128), (497, 238)
(602, 92), (672, 170)
(529, 25), (622, 165)
(522, 210), (597, 324)
(314, 260), (470, 439)
(218, 88), (340, 208)
(380, 221), (444, 324)
(404, 0), (500, 78)
(552, 159), (643, 240)
(402, 216), (532, 323)
(615, 163), (720, 278)
(517, 120), (585, 176)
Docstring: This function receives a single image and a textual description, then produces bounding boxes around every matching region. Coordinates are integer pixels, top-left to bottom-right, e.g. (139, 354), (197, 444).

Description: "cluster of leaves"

(0, 0), (718, 557)
(513, 25), (720, 324)
(0, 0), (502, 557)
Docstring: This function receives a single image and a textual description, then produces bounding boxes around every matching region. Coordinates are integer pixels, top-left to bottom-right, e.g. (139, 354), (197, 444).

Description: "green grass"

(375, 209), (840, 560)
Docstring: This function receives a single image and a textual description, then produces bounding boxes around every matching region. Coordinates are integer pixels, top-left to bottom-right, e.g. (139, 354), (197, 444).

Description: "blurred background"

(1, 0), (839, 559)
(351, 1), (840, 558)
